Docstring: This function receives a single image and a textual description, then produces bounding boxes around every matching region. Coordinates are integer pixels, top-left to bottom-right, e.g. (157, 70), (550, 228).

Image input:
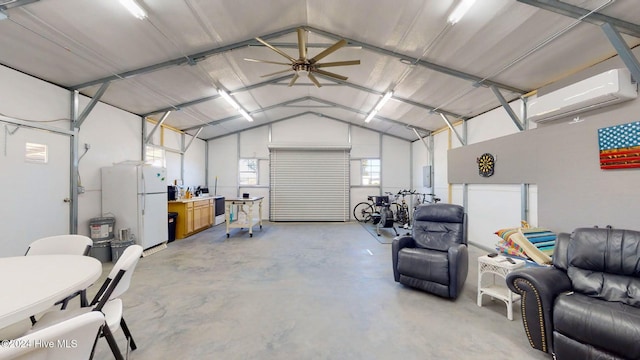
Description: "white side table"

(477, 254), (525, 320)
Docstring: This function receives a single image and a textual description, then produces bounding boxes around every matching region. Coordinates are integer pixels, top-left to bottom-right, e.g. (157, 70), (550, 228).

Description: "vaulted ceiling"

(0, 0), (638, 141)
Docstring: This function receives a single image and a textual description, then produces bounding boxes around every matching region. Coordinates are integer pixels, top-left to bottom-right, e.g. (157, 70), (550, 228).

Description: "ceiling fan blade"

(315, 60), (361, 68)
(307, 72), (322, 88)
(244, 58), (291, 66)
(297, 28), (307, 60)
(288, 73), (300, 87)
(255, 36), (296, 62)
(312, 69), (348, 81)
(260, 68), (293, 78)
(309, 39), (347, 64)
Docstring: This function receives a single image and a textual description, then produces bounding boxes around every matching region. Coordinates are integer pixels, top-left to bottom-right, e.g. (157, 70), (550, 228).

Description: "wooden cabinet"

(168, 197), (214, 239)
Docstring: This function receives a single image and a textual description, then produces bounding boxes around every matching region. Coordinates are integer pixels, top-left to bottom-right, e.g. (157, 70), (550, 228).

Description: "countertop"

(168, 195), (223, 203)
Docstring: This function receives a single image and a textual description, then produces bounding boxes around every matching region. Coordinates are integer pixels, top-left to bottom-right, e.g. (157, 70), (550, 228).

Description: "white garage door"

(270, 146), (350, 221)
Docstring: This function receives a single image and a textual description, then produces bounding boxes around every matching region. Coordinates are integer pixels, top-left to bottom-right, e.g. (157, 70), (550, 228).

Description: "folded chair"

(31, 244), (143, 360)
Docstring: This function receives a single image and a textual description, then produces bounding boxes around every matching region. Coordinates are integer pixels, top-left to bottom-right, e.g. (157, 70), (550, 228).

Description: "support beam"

(517, 0), (640, 38)
(491, 85), (525, 131)
(142, 74), (295, 117)
(181, 96), (430, 135)
(72, 26), (523, 95)
(76, 81), (110, 127)
(601, 22), (640, 83)
(184, 127), (203, 152)
(306, 26), (525, 94)
(439, 113), (466, 146)
(146, 111), (171, 144)
(69, 91), (80, 234)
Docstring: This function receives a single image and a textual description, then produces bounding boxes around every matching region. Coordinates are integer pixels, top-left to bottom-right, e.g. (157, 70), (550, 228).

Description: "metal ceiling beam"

(76, 81), (110, 127)
(184, 127), (203, 152)
(601, 22), (640, 83)
(319, 75), (467, 120)
(490, 85), (524, 131)
(142, 74), (294, 117)
(181, 95), (429, 135)
(202, 111), (415, 142)
(516, 0), (640, 38)
(146, 110), (170, 143)
(439, 113), (466, 146)
(305, 26), (525, 94)
(71, 26), (301, 90)
(72, 26), (523, 95)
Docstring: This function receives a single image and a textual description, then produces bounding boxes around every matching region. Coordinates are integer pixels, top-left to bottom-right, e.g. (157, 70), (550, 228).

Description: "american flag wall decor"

(598, 121), (640, 170)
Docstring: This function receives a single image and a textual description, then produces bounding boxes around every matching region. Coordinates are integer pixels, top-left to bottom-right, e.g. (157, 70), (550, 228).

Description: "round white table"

(0, 255), (102, 329)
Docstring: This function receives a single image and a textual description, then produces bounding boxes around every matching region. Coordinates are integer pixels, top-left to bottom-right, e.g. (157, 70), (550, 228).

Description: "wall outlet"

(78, 186), (85, 194)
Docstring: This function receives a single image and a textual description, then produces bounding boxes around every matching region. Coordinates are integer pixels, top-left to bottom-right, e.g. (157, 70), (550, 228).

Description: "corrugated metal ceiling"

(0, 0), (638, 141)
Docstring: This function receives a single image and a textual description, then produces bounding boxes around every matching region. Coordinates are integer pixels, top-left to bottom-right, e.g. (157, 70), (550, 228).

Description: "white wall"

(417, 98), (538, 250)
(0, 65), (207, 256)
(208, 116), (412, 220)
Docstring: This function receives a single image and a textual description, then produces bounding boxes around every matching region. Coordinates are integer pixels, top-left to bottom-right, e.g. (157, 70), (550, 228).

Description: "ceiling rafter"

(516, 0), (640, 38)
(72, 26), (524, 95)
(199, 110), (422, 142)
(181, 95), (430, 135)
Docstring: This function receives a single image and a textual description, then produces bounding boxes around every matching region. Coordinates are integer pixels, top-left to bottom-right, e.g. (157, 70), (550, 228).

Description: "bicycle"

(392, 189), (415, 229)
(415, 192), (441, 206)
(353, 196), (377, 223)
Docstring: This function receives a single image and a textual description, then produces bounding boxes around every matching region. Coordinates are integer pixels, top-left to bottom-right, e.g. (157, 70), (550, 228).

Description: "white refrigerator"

(101, 164), (168, 250)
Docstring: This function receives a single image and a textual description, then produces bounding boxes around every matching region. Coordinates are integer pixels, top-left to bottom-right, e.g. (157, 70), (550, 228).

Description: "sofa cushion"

(567, 228), (640, 306)
(554, 292), (640, 359)
(397, 248), (449, 285)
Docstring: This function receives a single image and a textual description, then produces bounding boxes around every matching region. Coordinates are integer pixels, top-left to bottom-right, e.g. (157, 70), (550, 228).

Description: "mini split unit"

(527, 68), (638, 123)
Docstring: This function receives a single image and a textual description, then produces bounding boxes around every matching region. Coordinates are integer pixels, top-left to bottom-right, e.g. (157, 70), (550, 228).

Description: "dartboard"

(477, 153), (495, 177)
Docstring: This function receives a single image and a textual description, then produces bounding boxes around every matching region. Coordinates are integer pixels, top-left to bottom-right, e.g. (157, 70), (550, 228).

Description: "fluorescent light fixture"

(375, 91), (394, 111)
(218, 89), (240, 110)
(219, 89), (253, 122)
(119, 0), (147, 20)
(239, 109), (254, 122)
(448, 0), (476, 25)
(364, 110), (377, 123)
(365, 91), (393, 123)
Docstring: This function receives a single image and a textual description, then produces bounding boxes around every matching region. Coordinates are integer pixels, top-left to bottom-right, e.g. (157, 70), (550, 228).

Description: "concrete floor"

(84, 221), (551, 359)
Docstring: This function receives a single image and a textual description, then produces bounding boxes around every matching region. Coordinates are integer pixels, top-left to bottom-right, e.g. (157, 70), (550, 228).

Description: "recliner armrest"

(506, 267), (572, 354)
(392, 236), (416, 282)
(447, 244), (468, 299)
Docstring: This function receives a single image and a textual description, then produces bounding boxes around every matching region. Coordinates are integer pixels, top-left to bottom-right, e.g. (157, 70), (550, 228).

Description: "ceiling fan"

(245, 27), (360, 87)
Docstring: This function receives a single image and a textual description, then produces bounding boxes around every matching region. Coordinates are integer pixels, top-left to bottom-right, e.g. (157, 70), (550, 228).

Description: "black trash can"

(168, 212), (178, 243)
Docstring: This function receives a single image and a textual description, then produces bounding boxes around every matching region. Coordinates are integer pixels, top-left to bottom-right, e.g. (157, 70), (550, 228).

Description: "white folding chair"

(25, 235), (93, 256)
(32, 245), (144, 360)
(0, 311), (104, 360)
(25, 235), (95, 317)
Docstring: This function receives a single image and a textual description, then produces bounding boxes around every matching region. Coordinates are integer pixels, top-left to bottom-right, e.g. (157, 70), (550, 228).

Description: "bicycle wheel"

(397, 205), (409, 226)
(353, 202), (374, 222)
(390, 203), (402, 222)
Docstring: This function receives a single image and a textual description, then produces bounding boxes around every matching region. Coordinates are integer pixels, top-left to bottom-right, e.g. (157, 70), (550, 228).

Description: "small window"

(239, 159), (258, 185)
(25, 142), (48, 164)
(145, 145), (166, 168)
(361, 159), (380, 185)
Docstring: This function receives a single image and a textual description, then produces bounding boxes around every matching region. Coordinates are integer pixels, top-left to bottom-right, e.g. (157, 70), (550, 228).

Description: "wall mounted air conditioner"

(527, 68), (637, 123)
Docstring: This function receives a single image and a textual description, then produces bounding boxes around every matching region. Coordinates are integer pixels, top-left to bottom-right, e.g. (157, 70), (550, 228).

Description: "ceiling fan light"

(448, 0), (476, 25)
(119, 0), (147, 20)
